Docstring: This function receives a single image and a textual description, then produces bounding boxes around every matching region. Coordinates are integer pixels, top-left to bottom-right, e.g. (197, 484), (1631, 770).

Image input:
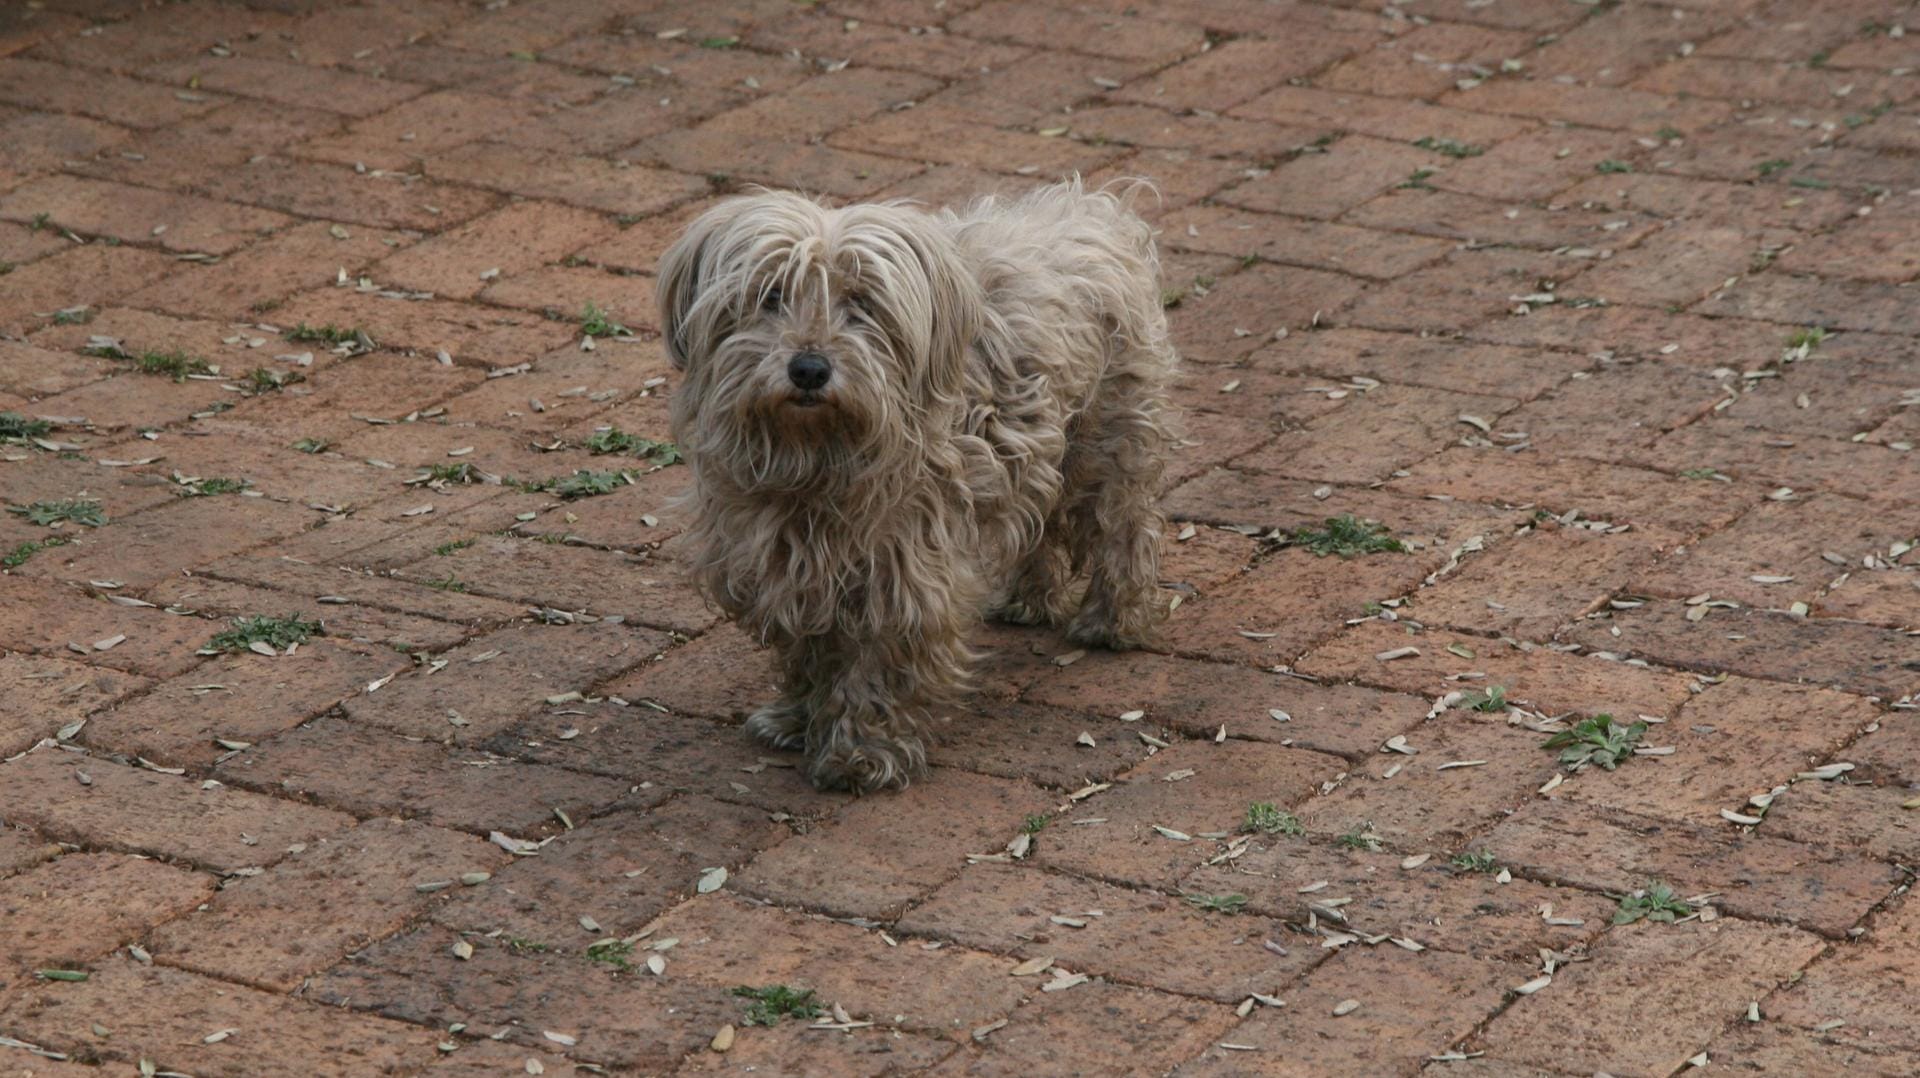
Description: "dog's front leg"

(779, 620), (966, 794)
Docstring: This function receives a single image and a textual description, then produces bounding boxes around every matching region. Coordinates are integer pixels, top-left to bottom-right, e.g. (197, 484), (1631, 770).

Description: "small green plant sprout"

(1288, 515), (1406, 559)
(410, 461), (488, 488)
(291, 438), (331, 454)
(1243, 802), (1304, 836)
(1397, 168), (1437, 190)
(584, 427), (683, 465)
(504, 937), (550, 954)
(244, 367), (303, 393)
(579, 302), (630, 338)
(1784, 326), (1829, 360)
(0, 412), (53, 442)
(699, 35), (740, 49)
(1413, 136), (1484, 158)
(208, 614), (323, 654)
(433, 538), (475, 557)
(1335, 825), (1384, 852)
(1020, 813), (1050, 834)
(523, 469), (632, 499)
(424, 572), (470, 592)
(132, 349), (213, 381)
(1185, 892), (1249, 914)
(177, 476), (250, 497)
(1654, 126), (1683, 141)
(8, 499), (105, 528)
(50, 306), (91, 325)
(1543, 714), (1648, 772)
(2, 536), (70, 570)
(28, 212), (51, 231)
(732, 985), (825, 1026)
(1612, 881), (1693, 925)
(1595, 159), (1632, 174)
(1449, 850), (1498, 874)
(285, 323), (360, 344)
(1756, 158), (1792, 177)
(585, 939), (634, 971)
(1455, 685), (1508, 713)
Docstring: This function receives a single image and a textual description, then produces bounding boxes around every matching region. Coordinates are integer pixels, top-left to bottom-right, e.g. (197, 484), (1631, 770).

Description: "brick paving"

(0, 0), (1916, 1074)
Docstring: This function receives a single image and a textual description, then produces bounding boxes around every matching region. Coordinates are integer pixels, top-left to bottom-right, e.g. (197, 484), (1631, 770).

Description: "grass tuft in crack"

(1543, 714), (1646, 772)
(733, 985), (824, 1026)
(208, 614), (322, 653)
(585, 427), (683, 465)
(8, 499), (105, 527)
(1184, 893), (1248, 914)
(1613, 881), (1693, 925)
(2, 536), (70, 570)
(1288, 515), (1405, 559)
(0, 412), (53, 442)
(579, 302), (630, 338)
(1243, 802), (1303, 836)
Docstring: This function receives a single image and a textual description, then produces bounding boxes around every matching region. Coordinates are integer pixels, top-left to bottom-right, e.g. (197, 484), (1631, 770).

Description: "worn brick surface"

(5, 3), (1919, 1071)
(149, 817), (505, 991)
(0, 853), (213, 994)
(1474, 919), (1825, 1077)
(636, 893), (1028, 1038)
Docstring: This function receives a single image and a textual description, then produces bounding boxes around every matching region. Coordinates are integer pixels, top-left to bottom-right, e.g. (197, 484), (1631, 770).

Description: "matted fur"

(658, 179), (1178, 793)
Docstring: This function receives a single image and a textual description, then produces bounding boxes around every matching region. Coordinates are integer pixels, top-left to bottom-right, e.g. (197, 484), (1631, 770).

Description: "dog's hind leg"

(1064, 360), (1175, 650)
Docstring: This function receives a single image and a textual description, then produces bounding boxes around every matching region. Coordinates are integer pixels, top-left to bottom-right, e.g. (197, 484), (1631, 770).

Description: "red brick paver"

(2, 2), (1917, 1075)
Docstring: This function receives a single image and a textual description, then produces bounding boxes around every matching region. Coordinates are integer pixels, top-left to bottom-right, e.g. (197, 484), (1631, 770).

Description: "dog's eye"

(760, 287), (782, 312)
(846, 292), (872, 318)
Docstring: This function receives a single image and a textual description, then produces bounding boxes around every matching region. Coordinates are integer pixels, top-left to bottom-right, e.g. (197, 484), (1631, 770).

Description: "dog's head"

(657, 190), (982, 491)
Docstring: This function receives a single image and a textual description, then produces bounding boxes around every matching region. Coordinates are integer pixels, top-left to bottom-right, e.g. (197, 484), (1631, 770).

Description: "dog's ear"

(881, 210), (983, 404)
(656, 201), (742, 371)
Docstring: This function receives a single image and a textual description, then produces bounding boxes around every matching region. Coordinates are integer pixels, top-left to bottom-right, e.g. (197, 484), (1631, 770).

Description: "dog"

(657, 179), (1178, 793)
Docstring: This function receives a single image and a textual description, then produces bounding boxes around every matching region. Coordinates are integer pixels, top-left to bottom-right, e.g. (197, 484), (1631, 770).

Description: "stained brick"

(342, 621), (663, 743)
(193, 156), (500, 232)
(1036, 740), (1345, 889)
(433, 795), (786, 944)
(0, 853), (212, 992)
(0, 747), (352, 873)
(431, 140), (710, 215)
(898, 861), (1321, 1001)
(1565, 599), (1920, 701)
(639, 893), (1031, 1036)
(0, 175), (288, 255)
(1, 958), (442, 1077)
(1023, 649), (1429, 761)
(0, 652), (151, 758)
(149, 817), (505, 991)
(1767, 893), (1920, 1053)
(1475, 918), (1824, 1075)
(1161, 204), (1481, 282)
(1298, 620), (1698, 721)
(369, 200), (613, 300)
(1482, 798), (1900, 937)
(733, 768), (1053, 920)
(215, 716), (633, 837)
(1181, 947), (1522, 1077)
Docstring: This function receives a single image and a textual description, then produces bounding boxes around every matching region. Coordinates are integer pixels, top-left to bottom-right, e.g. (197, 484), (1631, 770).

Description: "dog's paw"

(1065, 604), (1162, 651)
(807, 736), (927, 794)
(743, 701), (808, 751)
(988, 596), (1052, 627)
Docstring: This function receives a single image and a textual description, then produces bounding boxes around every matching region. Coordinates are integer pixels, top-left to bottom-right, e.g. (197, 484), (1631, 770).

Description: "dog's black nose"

(788, 352), (831, 391)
